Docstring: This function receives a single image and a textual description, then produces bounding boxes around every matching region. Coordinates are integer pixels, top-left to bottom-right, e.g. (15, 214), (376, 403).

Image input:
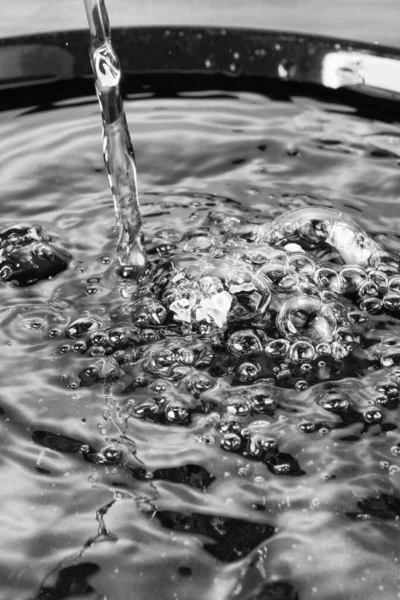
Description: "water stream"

(84, 0), (147, 274)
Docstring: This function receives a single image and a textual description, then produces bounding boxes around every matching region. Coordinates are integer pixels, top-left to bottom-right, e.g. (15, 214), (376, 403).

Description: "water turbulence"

(3, 14), (400, 600)
(84, 0), (146, 274)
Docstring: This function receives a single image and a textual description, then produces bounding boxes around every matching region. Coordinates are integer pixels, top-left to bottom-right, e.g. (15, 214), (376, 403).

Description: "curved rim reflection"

(1, 26), (400, 110)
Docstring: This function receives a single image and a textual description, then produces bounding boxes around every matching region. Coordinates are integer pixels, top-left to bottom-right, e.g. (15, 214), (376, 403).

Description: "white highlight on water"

(84, 0), (147, 273)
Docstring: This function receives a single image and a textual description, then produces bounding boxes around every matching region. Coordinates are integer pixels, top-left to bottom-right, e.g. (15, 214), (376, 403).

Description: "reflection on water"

(1, 91), (400, 599)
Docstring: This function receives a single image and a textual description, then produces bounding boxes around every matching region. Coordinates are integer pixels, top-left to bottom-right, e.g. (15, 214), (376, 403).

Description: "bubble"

(106, 326), (135, 349)
(272, 463), (291, 475)
(90, 331), (109, 347)
(88, 345), (106, 357)
(67, 317), (101, 339)
(331, 342), (349, 360)
(223, 398), (250, 417)
(347, 309), (368, 325)
(295, 380), (308, 391)
(359, 297), (382, 314)
(144, 349), (177, 378)
(59, 344), (71, 354)
(289, 341), (315, 363)
(315, 342), (332, 356)
(383, 293), (400, 313)
(247, 429), (277, 458)
(183, 234), (215, 253)
(242, 246), (275, 266)
(236, 362), (260, 382)
(188, 373), (216, 396)
(96, 444), (124, 464)
(265, 339), (290, 361)
(175, 347), (195, 365)
(339, 266), (367, 293)
(257, 263), (298, 292)
(298, 419), (317, 433)
(368, 269), (388, 293)
(132, 398), (159, 418)
(221, 433), (242, 452)
(164, 401), (190, 424)
(248, 388), (278, 413)
(130, 297), (167, 326)
(79, 364), (101, 386)
(363, 409), (383, 424)
(288, 253), (315, 275)
(336, 327), (354, 344)
(314, 267), (341, 292)
(72, 340), (87, 353)
(155, 349), (175, 368)
(226, 329), (263, 358)
(388, 276), (400, 293)
(268, 207), (381, 267)
(358, 280), (379, 298)
(320, 395), (349, 412)
(86, 286), (98, 295)
(286, 144), (299, 157)
(140, 329), (159, 343)
(277, 295), (337, 343)
(376, 384), (399, 398)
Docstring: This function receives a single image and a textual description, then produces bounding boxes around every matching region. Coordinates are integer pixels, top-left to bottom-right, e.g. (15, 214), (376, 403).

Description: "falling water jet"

(84, 0), (147, 276)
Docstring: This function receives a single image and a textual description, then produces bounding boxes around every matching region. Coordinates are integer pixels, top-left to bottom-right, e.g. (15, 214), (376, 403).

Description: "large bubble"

(276, 295), (337, 343)
(263, 207), (384, 268)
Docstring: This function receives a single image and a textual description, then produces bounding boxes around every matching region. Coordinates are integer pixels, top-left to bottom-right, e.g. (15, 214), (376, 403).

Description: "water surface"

(1, 90), (400, 600)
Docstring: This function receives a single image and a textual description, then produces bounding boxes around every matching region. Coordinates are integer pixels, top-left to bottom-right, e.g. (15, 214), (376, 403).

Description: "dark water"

(2, 90), (400, 600)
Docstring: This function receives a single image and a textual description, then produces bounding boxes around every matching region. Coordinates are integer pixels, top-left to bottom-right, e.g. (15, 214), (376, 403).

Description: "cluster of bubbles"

(6, 206), (400, 460)
(56, 207), (400, 401)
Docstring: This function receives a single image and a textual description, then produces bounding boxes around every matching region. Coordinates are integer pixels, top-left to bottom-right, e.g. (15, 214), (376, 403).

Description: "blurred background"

(0, 0), (398, 47)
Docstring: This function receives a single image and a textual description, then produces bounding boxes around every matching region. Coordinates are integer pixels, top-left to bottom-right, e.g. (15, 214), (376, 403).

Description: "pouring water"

(84, 0), (147, 275)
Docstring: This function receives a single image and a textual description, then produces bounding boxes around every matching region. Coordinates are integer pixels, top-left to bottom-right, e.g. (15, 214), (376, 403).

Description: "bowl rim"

(1, 26), (400, 112)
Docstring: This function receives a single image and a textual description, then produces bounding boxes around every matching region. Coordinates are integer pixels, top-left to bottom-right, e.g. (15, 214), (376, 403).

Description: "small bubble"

(363, 409), (383, 424)
(290, 341), (315, 364)
(164, 401), (190, 424)
(295, 380), (308, 391)
(227, 329), (263, 358)
(391, 445), (400, 457)
(221, 433), (242, 452)
(87, 346), (106, 357)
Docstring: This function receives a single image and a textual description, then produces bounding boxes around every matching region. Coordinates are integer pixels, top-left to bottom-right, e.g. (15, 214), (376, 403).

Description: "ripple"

(2, 90), (400, 600)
